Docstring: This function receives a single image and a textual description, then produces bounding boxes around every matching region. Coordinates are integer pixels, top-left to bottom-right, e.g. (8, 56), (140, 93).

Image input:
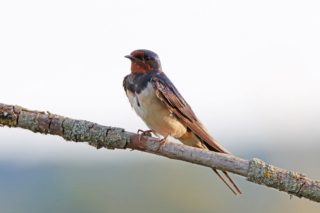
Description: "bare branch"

(0, 103), (319, 203)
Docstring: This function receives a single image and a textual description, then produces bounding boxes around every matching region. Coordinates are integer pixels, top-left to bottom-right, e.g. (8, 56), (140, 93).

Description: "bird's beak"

(125, 55), (135, 61)
(125, 55), (143, 63)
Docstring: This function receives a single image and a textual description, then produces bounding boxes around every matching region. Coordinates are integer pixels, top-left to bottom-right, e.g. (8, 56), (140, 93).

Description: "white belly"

(126, 82), (187, 138)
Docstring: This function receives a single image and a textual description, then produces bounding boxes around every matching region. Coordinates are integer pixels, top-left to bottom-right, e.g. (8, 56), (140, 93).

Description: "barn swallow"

(123, 49), (241, 195)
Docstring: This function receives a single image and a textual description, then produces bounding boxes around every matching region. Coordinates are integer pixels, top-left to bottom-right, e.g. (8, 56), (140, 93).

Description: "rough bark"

(0, 103), (319, 203)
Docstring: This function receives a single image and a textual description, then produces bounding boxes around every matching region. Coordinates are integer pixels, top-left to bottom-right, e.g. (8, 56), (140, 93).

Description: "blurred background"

(0, 0), (320, 212)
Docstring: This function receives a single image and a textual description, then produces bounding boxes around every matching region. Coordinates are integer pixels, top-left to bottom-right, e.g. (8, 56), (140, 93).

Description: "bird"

(123, 49), (241, 195)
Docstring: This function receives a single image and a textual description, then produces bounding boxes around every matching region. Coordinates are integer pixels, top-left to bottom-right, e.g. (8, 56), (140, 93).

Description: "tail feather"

(222, 171), (242, 194)
(178, 130), (241, 195)
(212, 169), (238, 195)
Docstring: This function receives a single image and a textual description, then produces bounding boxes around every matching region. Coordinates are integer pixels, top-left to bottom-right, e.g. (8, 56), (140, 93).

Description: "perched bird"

(123, 49), (241, 195)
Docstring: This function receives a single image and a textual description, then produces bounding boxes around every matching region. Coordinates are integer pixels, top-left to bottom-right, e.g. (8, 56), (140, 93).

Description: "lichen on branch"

(0, 103), (319, 203)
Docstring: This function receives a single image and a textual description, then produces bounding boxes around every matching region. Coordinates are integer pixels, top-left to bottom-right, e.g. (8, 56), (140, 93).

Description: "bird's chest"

(126, 82), (165, 120)
(125, 80), (186, 138)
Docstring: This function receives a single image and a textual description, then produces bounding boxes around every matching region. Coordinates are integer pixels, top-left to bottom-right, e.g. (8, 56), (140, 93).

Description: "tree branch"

(0, 103), (319, 203)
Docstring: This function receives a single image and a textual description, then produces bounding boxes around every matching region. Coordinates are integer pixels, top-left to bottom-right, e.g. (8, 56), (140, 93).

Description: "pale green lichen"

(104, 127), (128, 149)
(247, 158), (320, 202)
(60, 118), (127, 149)
(247, 158), (303, 192)
(61, 118), (76, 140)
(18, 111), (37, 131)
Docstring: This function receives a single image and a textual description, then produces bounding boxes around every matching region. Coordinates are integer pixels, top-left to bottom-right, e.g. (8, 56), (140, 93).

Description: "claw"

(159, 135), (168, 145)
(157, 135), (168, 151)
(137, 129), (154, 142)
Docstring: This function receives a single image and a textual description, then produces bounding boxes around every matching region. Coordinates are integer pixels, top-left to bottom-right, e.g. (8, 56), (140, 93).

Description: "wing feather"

(152, 74), (230, 154)
(151, 73), (241, 195)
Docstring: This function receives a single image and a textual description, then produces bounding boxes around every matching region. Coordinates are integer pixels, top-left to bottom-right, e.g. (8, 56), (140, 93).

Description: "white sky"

(0, 0), (320, 163)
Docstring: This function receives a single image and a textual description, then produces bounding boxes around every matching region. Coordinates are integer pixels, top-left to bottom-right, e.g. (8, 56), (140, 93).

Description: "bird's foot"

(157, 135), (168, 151)
(137, 129), (153, 142)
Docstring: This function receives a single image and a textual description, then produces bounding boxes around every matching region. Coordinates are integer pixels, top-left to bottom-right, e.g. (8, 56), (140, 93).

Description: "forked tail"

(212, 169), (241, 195)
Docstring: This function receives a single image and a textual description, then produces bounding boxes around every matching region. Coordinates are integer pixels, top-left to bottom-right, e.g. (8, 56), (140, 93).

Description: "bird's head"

(125, 49), (162, 74)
